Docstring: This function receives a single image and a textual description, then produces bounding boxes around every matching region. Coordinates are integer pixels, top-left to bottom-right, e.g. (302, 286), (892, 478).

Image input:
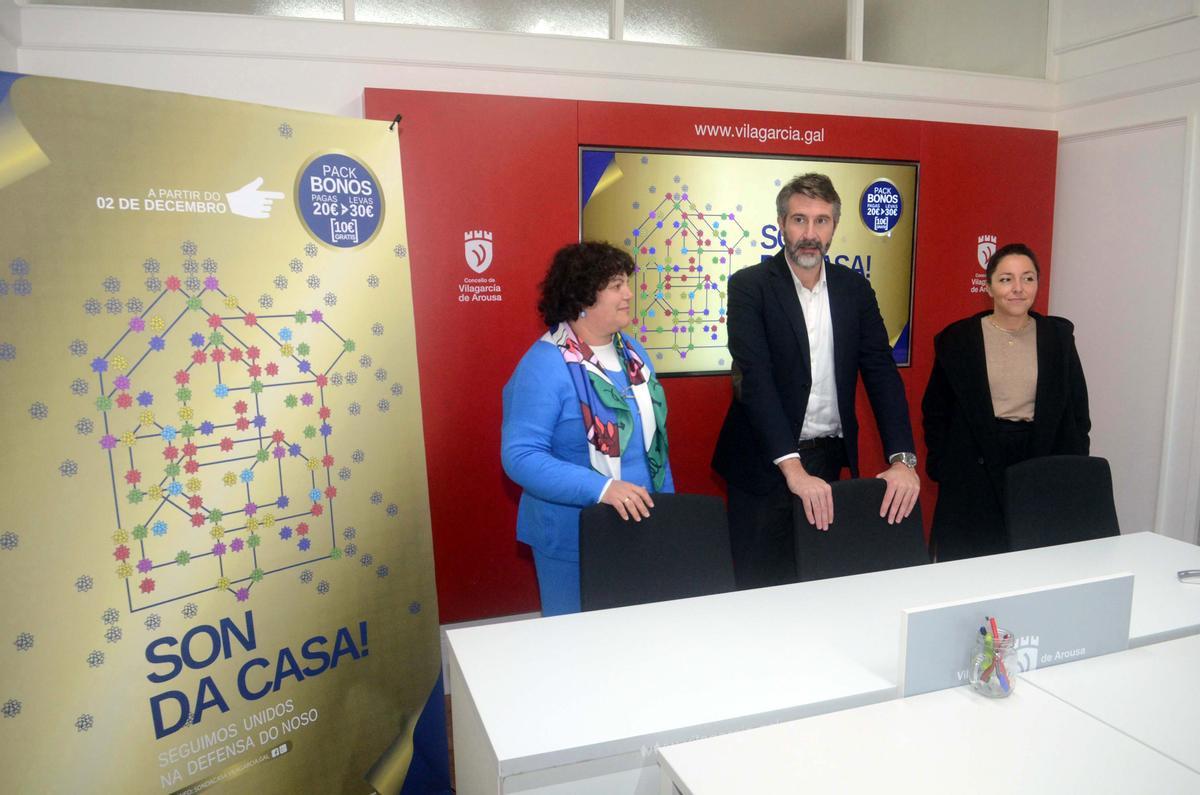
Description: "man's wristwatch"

(888, 452), (917, 469)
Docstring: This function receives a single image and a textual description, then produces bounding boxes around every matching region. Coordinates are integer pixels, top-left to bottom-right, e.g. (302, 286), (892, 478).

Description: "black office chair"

(793, 478), (929, 582)
(1003, 455), (1120, 550)
(579, 493), (736, 611)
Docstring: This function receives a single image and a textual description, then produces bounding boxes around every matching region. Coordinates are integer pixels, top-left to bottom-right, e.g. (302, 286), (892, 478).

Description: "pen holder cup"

(969, 629), (1017, 698)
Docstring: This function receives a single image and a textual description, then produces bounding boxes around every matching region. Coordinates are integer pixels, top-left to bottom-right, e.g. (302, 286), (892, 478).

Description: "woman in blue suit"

(502, 242), (674, 616)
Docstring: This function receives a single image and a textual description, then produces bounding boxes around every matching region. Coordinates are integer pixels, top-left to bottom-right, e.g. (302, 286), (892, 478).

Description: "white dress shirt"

(772, 262), (842, 465)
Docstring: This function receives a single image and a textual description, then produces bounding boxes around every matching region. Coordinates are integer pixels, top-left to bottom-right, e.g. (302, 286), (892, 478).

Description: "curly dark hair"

(537, 241), (635, 326)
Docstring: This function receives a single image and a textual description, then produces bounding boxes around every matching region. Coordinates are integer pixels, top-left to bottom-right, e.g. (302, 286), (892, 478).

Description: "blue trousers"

(533, 550), (581, 616)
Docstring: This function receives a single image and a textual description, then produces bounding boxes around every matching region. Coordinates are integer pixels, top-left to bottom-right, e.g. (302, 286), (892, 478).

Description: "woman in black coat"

(922, 243), (1090, 561)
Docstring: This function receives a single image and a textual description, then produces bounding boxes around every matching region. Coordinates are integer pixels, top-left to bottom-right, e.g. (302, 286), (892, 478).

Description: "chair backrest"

(1004, 455), (1120, 551)
(579, 493), (736, 611)
(793, 478), (929, 582)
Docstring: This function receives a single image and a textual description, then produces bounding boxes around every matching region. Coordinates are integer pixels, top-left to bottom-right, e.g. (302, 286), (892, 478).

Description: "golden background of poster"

(0, 76), (439, 793)
(582, 150), (916, 374)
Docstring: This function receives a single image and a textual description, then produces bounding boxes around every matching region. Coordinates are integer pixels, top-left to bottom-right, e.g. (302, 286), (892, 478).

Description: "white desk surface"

(447, 606), (894, 775)
(448, 532), (1200, 780)
(656, 684), (1200, 795)
(1024, 632), (1200, 773)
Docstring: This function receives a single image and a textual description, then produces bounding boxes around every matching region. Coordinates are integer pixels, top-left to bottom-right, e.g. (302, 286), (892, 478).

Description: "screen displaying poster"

(581, 148), (917, 374)
(0, 73), (447, 794)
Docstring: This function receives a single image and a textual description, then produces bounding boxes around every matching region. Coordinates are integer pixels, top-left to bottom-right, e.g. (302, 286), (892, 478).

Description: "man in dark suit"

(712, 173), (920, 588)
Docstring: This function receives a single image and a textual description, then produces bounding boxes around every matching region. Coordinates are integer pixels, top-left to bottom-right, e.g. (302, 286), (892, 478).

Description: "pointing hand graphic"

(226, 177), (285, 219)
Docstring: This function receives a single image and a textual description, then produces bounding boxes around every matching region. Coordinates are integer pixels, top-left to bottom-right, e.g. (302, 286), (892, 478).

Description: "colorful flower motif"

(244, 502), (258, 516)
(137, 558), (153, 574)
(139, 578), (155, 594)
(138, 410), (155, 425)
(177, 406), (194, 422)
(115, 393), (133, 409)
(210, 525), (225, 539)
(132, 524), (148, 540)
(124, 469), (141, 485)
(230, 538), (245, 553)
(129, 317), (146, 332)
(148, 335), (166, 351)
(213, 383), (229, 398)
(216, 576), (230, 590)
(116, 562), (133, 578)
(113, 544), (130, 561)
(297, 537), (311, 552)
(265, 361), (280, 376)
(243, 313), (257, 326)
(212, 541), (227, 556)
(152, 520), (168, 537)
(137, 390), (154, 406)
(300, 393), (314, 407)
(96, 396), (114, 412)
(99, 434), (118, 450)
(204, 276), (219, 290)
(314, 374), (328, 388)
(120, 431), (136, 447)
(167, 481), (183, 496)
(206, 313), (222, 329)
(148, 315), (166, 333)
(165, 275), (181, 291)
(113, 374), (131, 390)
(175, 551), (190, 566)
(235, 587), (250, 602)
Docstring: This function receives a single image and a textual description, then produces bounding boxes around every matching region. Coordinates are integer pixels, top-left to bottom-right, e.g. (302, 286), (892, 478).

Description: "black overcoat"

(921, 311), (1091, 559)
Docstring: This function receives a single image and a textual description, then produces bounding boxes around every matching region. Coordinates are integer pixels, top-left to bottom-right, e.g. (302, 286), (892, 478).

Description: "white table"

(1024, 632), (1200, 773)
(656, 684), (1200, 794)
(448, 532), (1200, 794)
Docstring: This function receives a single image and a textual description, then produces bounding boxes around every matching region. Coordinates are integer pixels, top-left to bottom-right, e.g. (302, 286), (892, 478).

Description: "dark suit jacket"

(712, 251), (914, 494)
(921, 311), (1090, 558)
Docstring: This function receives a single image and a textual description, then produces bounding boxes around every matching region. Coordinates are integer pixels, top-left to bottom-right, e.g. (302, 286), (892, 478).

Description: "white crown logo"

(464, 230), (494, 273)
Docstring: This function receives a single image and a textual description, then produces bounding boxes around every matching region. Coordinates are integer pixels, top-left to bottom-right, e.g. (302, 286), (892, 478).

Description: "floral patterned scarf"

(541, 322), (668, 491)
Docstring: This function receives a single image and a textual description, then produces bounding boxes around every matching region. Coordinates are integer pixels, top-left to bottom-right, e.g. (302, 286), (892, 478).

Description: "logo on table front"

(1013, 634), (1039, 672)
(464, 230), (494, 273)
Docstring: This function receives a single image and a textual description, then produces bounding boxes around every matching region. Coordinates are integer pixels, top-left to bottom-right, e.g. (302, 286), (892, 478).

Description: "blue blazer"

(712, 251), (914, 494)
(501, 333), (675, 561)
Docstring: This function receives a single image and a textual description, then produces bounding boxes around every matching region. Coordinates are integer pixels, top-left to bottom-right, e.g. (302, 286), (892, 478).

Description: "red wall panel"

(365, 88), (1058, 623)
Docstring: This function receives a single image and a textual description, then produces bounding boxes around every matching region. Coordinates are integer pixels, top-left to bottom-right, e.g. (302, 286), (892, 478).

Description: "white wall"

(1049, 1), (1200, 543)
(0, 2), (17, 73)
(9, 4), (1056, 127)
(4, 1), (1198, 543)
